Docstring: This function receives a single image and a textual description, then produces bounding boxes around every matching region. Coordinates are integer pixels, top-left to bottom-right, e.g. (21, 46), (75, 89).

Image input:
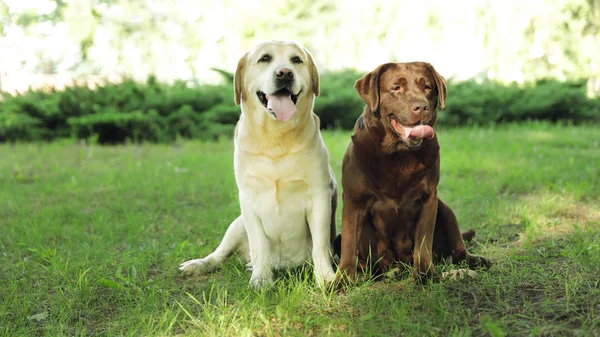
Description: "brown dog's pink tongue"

(267, 94), (297, 122)
(406, 125), (435, 140)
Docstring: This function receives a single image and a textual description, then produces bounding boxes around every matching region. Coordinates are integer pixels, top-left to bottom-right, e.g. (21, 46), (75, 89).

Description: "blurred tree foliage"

(0, 0), (599, 90)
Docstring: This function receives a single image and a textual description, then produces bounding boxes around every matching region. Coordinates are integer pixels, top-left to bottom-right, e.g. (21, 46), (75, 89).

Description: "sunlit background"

(1, 0), (599, 95)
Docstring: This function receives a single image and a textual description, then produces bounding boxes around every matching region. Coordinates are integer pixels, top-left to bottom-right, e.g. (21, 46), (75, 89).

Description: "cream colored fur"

(179, 41), (337, 289)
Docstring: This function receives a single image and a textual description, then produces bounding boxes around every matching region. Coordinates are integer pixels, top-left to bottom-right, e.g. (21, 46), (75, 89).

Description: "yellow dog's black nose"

(276, 67), (294, 79)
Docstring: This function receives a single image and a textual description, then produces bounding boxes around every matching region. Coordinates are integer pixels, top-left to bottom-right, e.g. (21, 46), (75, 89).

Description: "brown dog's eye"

(291, 56), (303, 64)
(258, 54), (271, 63)
(424, 84), (432, 90)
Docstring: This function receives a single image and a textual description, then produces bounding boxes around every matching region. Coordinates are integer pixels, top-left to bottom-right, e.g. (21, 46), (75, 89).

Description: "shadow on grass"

(342, 227), (600, 337)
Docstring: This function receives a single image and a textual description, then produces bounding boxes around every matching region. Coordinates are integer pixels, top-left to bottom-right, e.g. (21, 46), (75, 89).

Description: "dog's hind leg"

(179, 215), (249, 275)
(435, 199), (490, 269)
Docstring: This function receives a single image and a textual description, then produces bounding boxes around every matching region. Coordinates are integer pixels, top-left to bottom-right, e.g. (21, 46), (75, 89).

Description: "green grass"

(1, 122), (599, 336)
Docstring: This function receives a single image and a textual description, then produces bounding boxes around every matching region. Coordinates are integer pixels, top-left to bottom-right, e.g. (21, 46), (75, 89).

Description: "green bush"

(0, 111), (44, 142)
(68, 109), (169, 144)
(1, 71), (598, 144)
(0, 89), (64, 141)
(315, 70), (365, 129)
(0, 75), (238, 143)
(442, 79), (600, 125)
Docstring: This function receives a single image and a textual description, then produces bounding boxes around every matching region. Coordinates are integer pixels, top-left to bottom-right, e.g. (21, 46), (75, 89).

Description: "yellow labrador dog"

(179, 41), (337, 289)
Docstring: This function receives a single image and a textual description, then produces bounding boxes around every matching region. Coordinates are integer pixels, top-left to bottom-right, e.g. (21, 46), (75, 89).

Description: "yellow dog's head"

(234, 40), (320, 122)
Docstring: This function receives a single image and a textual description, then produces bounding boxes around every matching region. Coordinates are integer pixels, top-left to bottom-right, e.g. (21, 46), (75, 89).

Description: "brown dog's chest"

(370, 167), (430, 231)
(358, 150), (438, 234)
(370, 195), (422, 236)
(364, 151), (432, 196)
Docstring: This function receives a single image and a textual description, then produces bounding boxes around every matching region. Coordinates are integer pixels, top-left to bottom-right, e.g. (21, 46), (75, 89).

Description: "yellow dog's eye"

(258, 54), (271, 63)
(291, 56), (303, 64)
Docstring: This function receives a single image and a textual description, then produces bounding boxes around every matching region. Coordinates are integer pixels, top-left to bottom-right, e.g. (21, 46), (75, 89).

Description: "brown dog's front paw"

(331, 272), (354, 293)
(413, 264), (439, 284)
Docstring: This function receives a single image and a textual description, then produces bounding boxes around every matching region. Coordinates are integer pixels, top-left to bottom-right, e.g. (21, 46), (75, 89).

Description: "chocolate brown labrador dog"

(335, 62), (490, 284)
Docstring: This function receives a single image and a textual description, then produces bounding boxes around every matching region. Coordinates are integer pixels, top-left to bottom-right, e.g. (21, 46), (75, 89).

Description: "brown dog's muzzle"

(389, 118), (435, 143)
(389, 95), (435, 143)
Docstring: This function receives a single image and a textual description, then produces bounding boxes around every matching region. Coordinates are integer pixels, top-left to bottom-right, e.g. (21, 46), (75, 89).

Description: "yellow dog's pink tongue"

(406, 125), (435, 140)
(267, 94), (296, 122)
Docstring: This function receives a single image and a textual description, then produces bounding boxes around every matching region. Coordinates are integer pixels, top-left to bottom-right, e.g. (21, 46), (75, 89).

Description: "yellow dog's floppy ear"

(304, 48), (320, 97)
(354, 63), (394, 118)
(425, 63), (447, 110)
(234, 52), (248, 106)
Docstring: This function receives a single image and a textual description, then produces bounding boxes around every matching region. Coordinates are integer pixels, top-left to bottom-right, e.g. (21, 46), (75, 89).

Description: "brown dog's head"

(354, 62), (447, 147)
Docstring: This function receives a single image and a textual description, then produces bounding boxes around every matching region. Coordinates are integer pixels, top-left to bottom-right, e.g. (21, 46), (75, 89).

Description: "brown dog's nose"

(411, 101), (430, 115)
(276, 67), (294, 79)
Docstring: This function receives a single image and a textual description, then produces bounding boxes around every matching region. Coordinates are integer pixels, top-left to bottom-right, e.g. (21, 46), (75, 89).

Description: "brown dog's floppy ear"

(234, 52), (248, 106)
(305, 48), (320, 97)
(426, 63), (447, 110)
(354, 63), (392, 117)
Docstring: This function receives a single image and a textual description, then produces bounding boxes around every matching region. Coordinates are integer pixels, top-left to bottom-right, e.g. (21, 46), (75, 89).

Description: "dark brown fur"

(335, 62), (490, 284)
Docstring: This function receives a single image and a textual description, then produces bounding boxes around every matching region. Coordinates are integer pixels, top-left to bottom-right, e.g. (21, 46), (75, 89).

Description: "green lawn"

(1, 122), (599, 337)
